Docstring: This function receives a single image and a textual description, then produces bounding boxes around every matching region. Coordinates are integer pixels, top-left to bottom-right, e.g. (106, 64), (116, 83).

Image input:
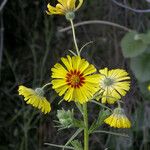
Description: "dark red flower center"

(66, 70), (85, 88)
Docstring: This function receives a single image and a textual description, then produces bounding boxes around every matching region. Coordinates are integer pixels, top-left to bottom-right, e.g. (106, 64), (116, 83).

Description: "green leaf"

(71, 140), (83, 150)
(121, 31), (147, 58)
(88, 120), (97, 134)
(97, 109), (110, 125)
(63, 129), (83, 150)
(93, 130), (129, 138)
(89, 109), (111, 134)
(139, 30), (150, 45)
(130, 53), (150, 82)
(73, 119), (84, 128)
(44, 143), (74, 149)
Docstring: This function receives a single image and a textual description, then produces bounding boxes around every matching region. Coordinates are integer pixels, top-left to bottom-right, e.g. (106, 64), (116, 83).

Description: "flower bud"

(57, 109), (74, 128)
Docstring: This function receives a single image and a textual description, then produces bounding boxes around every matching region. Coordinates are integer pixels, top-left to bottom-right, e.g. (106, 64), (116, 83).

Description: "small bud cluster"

(57, 109), (74, 128)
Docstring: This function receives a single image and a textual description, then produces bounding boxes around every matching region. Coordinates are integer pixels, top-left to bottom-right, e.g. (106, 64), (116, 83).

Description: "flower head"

(98, 68), (130, 104)
(18, 85), (51, 114)
(51, 55), (100, 104)
(46, 0), (83, 18)
(104, 108), (131, 128)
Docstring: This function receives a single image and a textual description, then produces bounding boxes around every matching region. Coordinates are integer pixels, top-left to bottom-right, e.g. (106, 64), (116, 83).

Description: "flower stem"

(70, 18), (89, 150)
(83, 103), (89, 150)
(70, 19), (80, 56)
(42, 82), (51, 89)
(117, 101), (121, 108)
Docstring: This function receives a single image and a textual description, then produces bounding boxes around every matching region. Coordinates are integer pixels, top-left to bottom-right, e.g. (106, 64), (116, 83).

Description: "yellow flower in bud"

(104, 108), (131, 128)
(18, 86), (51, 114)
(98, 68), (130, 104)
(46, 0), (83, 17)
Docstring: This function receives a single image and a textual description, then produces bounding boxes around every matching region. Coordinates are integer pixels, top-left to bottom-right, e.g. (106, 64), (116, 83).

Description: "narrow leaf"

(63, 128), (83, 150)
(44, 143), (74, 149)
(94, 130), (129, 138)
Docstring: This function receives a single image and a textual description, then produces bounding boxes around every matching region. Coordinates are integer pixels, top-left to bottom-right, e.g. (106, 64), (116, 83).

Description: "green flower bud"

(57, 109), (74, 128)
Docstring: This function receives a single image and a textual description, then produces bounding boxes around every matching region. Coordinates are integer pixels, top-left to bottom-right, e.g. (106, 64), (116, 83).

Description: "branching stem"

(60, 20), (132, 33)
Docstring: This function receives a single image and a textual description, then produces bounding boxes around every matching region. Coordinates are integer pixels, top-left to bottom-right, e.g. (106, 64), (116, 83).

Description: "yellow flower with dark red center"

(104, 108), (131, 128)
(46, 0), (83, 16)
(98, 68), (130, 104)
(18, 85), (51, 114)
(51, 55), (100, 104)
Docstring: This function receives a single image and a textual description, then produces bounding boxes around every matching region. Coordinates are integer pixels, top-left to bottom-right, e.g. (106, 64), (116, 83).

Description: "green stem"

(70, 18), (88, 150)
(42, 82), (51, 90)
(117, 101), (121, 108)
(70, 19), (80, 56)
(93, 130), (129, 138)
(91, 100), (112, 111)
(83, 103), (89, 150)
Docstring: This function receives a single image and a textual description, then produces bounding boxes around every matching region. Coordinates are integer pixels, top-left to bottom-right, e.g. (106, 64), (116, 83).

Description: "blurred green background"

(0, 0), (150, 149)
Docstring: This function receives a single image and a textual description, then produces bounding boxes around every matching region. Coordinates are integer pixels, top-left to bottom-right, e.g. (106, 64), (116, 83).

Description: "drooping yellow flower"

(18, 86), (51, 114)
(104, 108), (131, 128)
(46, 0), (83, 16)
(98, 68), (130, 104)
(51, 55), (100, 104)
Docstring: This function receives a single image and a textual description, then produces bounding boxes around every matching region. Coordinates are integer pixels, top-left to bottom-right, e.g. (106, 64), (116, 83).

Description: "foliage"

(121, 31), (147, 58)
(121, 30), (150, 99)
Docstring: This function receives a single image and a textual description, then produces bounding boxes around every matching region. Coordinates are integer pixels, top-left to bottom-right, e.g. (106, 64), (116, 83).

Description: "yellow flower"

(51, 55), (100, 104)
(46, 0), (83, 16)
(98, 68), (130, 104)
(148, 85), (150, 91)
(18, 86), (51, 114)
(104, 108), (131, 128)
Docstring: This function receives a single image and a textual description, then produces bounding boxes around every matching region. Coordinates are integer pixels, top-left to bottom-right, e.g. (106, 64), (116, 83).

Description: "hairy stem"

(83, 103), (89, 150)
(70, 19), (80, 56)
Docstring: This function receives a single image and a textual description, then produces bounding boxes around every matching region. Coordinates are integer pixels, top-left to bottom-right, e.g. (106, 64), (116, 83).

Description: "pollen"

(66, 70), (85, 88)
